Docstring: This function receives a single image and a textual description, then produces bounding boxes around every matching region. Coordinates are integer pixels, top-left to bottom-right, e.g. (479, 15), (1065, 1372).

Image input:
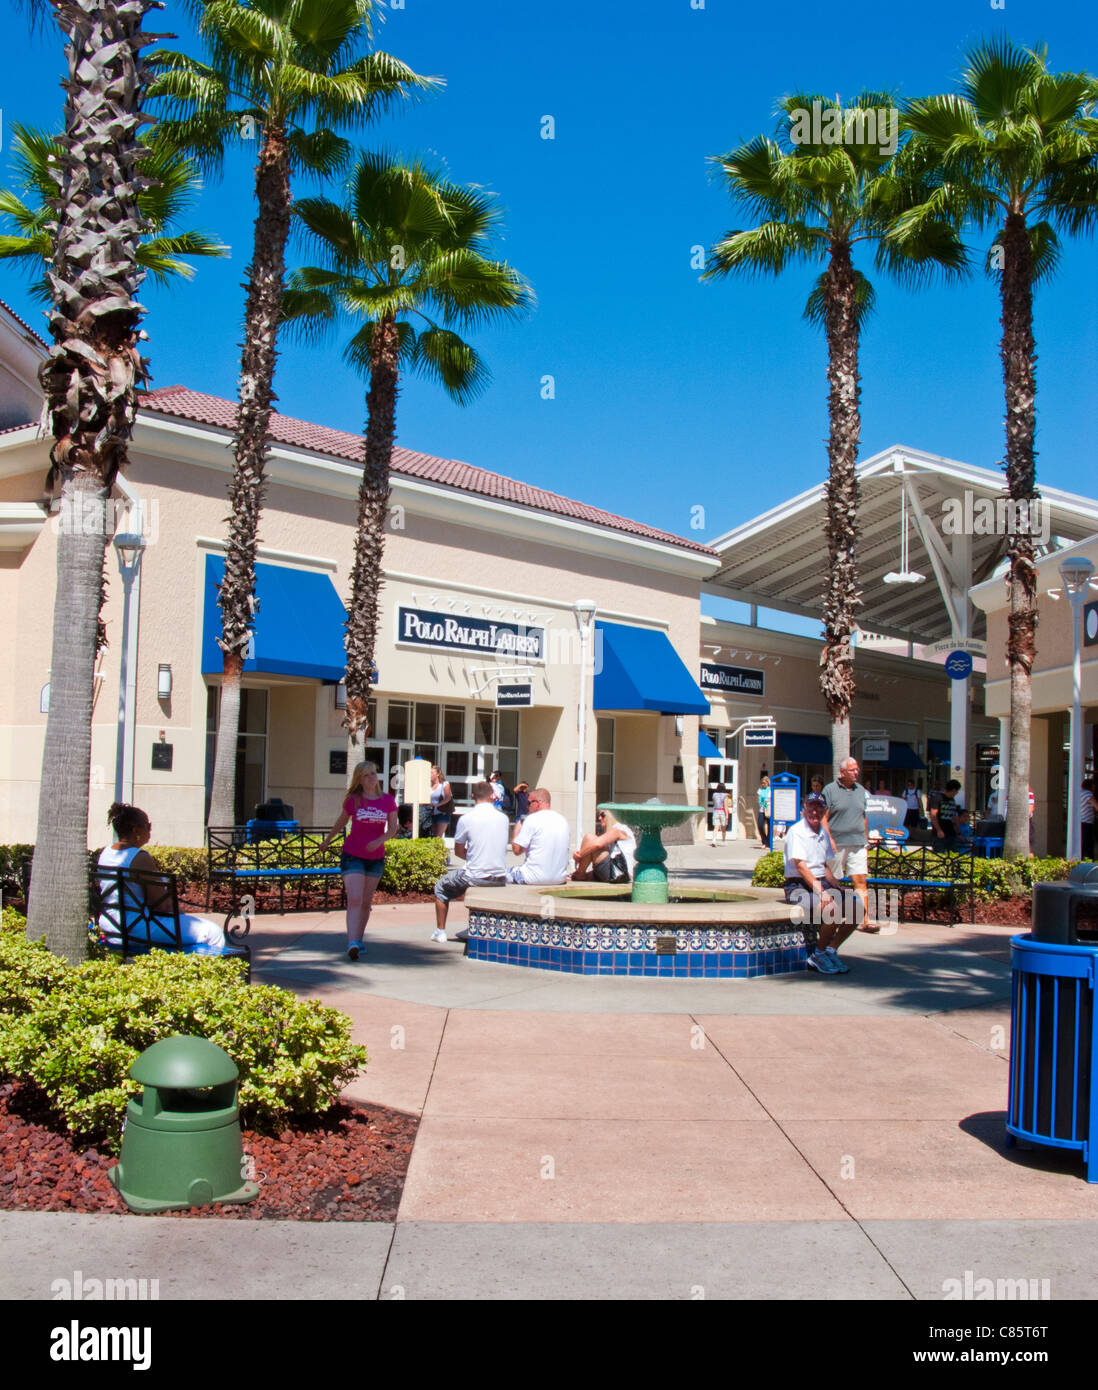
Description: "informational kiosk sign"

(768, 772), (800, 849)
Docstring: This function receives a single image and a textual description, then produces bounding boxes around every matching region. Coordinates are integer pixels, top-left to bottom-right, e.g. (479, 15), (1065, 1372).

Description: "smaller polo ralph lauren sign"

(700, 662), (765, 697)
(397, 607), (545, 661)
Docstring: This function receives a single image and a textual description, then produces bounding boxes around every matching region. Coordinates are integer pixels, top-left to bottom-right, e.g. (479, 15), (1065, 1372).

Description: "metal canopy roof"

(705, 446), (1098, 645)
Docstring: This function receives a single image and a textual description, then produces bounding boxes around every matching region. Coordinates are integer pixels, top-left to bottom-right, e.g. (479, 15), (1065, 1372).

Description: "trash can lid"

(129, 1036), (239, 1088)
(1068, 863), (1098, 886)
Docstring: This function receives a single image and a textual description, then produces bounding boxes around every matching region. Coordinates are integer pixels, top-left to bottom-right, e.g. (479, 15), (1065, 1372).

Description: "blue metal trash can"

(1007, 865), (1098, 1183)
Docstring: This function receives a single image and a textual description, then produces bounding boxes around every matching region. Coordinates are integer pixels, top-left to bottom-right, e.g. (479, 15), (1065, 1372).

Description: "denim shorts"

(341, 851), (385, 877)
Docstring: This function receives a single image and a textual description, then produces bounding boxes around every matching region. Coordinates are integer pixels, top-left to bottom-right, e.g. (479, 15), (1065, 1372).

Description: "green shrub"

(751, 850), (785, 888)
(0, 945), (367, 1148)
(1, 905), (26, 932)
(380, 837), (449, 892)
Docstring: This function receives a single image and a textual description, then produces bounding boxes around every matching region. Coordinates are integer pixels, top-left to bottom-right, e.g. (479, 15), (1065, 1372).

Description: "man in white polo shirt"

(507, 787), (570, 884)
(431, 781), (508, 941)
(785, 792), (856, 975)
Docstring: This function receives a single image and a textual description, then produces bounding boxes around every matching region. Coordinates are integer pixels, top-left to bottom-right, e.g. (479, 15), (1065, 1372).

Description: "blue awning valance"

(874, 741), (926, 770)
(593, 621), (710, 715)
(201, 554), (347, 681)
(699, 730), (723, 760)
(928, 739), (951, 762)
(777, 732), (833, 764)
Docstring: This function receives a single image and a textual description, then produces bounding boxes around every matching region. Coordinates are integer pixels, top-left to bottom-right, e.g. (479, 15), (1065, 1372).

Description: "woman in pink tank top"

(319, 761), (398, 960)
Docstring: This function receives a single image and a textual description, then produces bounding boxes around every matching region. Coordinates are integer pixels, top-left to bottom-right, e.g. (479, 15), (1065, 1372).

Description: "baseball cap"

(805, 793), (827, 807)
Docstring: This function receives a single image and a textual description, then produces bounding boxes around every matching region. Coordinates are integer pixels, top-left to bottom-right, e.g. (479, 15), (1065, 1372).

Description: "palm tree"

(151, 0), (436, 825)
(901, 40), (1098, 858)
(20, 0), (162, 962)
(0, 123), (228, 298)
(706, 94), (966, 773)
(282, 154), (533, 736)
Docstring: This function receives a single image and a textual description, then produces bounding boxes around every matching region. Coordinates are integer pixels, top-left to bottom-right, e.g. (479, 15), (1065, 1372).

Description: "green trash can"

(109, 1036), (260, 1214)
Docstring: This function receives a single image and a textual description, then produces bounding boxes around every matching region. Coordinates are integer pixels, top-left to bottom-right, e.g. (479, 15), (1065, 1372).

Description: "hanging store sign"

(396, 607), (545, 662)
(495, 682), (534, 709)
(699, 662), (764, 697)
(862, 738), (890, 762)
(743, 727), (776, 747)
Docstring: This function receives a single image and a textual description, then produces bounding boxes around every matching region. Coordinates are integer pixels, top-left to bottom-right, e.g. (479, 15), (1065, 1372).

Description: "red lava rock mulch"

(186, 885), (435, 915)
(897, 892), (1032, 927)
(0, 1081), (417, 1221)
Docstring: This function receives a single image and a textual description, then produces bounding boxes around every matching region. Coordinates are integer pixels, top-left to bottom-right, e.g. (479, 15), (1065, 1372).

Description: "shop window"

(387, 700), (411, 741)
(474, 707), (494, 745)
(443, 705), (464, 742)
(497, 710), (520, 748)
(596, 717), (614, 804)
(415, 702), (439, 743)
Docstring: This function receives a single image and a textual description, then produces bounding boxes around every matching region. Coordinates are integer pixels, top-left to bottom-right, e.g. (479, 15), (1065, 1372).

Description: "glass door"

(441, 744), (496, 809)
(707, 757), (740, 840)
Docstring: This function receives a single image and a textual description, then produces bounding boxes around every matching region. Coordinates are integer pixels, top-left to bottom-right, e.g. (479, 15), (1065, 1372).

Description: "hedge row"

(0, 910), (367, 1149)
(751, 848), (1077, 902)
(0, 836), (451, 898)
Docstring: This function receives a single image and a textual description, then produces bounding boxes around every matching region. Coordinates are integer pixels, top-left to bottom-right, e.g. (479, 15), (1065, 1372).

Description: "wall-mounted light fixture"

(157, 663), (173, 699)
(334, 681), (348, 710)
(674, 715), (685, 737)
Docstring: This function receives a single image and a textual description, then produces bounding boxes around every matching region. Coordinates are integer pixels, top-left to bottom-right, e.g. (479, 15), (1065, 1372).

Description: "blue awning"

(593, 621), (709, 715)
(699, 731), (723, 760)
(876, 742), (926, 770)
(202, 555), (347, 680)
(777, 731), (833, 764)
(928, 739), (951, 762)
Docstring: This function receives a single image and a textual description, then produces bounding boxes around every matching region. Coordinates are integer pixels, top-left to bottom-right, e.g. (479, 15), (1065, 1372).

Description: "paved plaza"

(4, 839), (1095, 1301)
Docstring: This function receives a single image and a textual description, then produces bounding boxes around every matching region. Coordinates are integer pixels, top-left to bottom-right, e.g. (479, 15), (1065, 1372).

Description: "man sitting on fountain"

(431, 781), (508, 942)
(507, 787), (571, 884)
(784, 793), (856, 976)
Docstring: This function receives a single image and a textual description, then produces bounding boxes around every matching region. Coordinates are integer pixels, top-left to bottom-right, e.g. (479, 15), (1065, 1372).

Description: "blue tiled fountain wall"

(465, 909), (811, 977)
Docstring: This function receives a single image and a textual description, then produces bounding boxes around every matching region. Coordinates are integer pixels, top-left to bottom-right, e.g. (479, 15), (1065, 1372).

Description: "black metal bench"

(90, 865), (251, 979)
(860, 839), (977, 926)
(206, 826), (345, 916)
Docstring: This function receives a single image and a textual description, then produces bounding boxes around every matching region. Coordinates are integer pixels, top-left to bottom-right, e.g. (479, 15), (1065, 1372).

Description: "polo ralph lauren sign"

(699, 662), (765, 697)
(397, 607), (545, 661)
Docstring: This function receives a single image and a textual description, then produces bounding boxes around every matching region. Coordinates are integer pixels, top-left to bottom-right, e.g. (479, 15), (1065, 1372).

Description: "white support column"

(996, 716), (1011, 819)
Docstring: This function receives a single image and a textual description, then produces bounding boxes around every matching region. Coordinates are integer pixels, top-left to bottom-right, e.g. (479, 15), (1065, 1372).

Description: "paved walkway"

(5, 842), (1096, 1301)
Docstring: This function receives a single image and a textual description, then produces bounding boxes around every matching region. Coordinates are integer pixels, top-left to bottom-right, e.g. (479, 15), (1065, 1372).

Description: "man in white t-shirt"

(507, 787), (570, 884)
(431, 781), (508, 941)
(784, 793), (856, 976)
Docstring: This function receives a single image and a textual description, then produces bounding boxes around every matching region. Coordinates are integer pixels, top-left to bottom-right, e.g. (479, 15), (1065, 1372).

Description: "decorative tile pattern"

(464, 909), (809, 978)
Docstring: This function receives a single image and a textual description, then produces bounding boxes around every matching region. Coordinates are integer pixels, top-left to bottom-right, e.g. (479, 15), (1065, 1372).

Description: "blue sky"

(1, 0), (1095, 639)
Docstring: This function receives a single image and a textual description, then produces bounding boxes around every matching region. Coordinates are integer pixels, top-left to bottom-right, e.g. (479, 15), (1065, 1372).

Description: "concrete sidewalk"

(5, 879), (1096, 1301)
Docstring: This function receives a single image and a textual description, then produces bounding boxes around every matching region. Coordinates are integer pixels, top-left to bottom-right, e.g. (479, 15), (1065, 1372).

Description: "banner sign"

(1085, 601), (1098, 647)
(495, 683), (534, 709)
(927, 637), (986, 659)
(700, 662), (764, 696)
(397, 607), (545, 662)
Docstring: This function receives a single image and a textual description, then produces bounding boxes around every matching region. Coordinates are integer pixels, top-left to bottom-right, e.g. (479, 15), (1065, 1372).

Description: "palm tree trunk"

(26, 0), (155, 961)
(999, 212), (1038, 860)
(208, 125), (291, 827)
(819, 241), (862, 777)
(344, 315), (400, 740)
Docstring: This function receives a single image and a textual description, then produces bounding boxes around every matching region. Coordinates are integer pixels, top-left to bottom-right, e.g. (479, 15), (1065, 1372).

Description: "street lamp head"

(1058, 556), (1095, 601)
(572, 598), (597, 631)
(113, 531), (146, 568)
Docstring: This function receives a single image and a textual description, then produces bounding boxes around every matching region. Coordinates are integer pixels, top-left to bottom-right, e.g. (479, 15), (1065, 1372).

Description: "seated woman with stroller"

(570, 809), (636, 883)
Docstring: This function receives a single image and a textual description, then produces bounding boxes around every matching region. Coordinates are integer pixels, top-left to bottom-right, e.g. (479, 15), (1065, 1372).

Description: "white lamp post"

(1058, 556), (1095, 860)
(113, 529), (147, 805)
(573, 599), (598, 848)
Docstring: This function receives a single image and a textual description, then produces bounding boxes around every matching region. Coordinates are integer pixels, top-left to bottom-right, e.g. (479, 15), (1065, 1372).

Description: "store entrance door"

(441, 743), (496, 811)
(706, 757), (740, 839)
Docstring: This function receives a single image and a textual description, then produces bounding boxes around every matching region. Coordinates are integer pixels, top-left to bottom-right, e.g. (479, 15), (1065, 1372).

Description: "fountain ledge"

(463, 881), (814, 978)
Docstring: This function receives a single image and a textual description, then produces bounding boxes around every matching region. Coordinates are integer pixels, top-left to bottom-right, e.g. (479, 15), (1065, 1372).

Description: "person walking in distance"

(757, 774), (771, 845)
(822, 756), (876, 932)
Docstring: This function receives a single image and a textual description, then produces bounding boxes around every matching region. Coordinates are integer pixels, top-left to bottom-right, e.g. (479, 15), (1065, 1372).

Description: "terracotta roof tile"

(138, 384), (716, 557)
(0, 299), (47, 347)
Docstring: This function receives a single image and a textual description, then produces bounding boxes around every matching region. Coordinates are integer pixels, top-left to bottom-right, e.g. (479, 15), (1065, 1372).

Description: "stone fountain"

(463, 799), (812, 978)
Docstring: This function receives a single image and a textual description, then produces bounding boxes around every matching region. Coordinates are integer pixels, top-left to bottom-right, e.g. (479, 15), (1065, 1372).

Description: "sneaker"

(430, 928), (447, 943)
(347, 944), (360, 961)
(807, 949), (838, 974)
(825, 947), (850, 974)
